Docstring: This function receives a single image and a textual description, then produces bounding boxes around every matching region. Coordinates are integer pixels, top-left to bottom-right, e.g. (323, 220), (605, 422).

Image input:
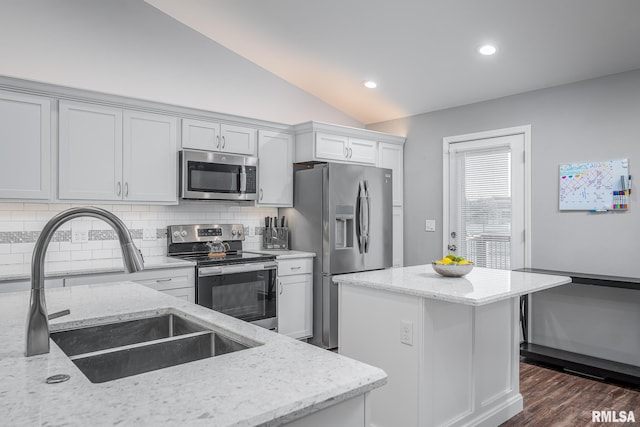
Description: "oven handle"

(198, 262), (277, 277)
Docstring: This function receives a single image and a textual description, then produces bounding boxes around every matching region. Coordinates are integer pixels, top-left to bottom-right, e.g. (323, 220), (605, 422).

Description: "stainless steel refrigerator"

(280, 162), (392, 348)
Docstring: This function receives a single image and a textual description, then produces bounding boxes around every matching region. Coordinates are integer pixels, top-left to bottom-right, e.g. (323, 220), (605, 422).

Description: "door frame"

(442, 125), (532, 268)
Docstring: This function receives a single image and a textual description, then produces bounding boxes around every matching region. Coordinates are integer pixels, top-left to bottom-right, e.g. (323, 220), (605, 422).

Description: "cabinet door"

(59, 101), (123, 200)
(278, 274), (313, 339)
(221, 124), (257, 155)
(348, 137), (377, 165)
(393, 206), (404, 267)
(315, 133), (349, 161)
(181, 118), (220, 151)
(378, 142), (403, 206)
(123, 111), (178, 203)
(257, 130), (293, 206)
(161, 287), (196, 303)
(0, 91), (51, 200)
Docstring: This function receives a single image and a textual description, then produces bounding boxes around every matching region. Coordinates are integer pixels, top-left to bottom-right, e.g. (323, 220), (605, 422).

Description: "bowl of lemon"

(432, 254), (474, 277)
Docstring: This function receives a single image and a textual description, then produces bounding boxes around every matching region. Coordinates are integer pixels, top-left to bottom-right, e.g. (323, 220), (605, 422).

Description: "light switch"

(400, 320), (413, 346)
(425, 219), (436, 232)
(143, 228), (157, 241)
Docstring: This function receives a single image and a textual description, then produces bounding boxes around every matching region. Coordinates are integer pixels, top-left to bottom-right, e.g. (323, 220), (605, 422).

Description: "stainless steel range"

(167, 224), (277, 330)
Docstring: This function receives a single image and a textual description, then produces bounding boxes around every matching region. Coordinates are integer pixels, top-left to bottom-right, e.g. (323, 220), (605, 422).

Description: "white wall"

(0, 202), (277, 266)
(369, 69), (640, 277)
(0, 0), (360, 127)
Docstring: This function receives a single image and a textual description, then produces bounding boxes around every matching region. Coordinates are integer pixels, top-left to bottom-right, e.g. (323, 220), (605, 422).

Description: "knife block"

(262, 227), (289, 250)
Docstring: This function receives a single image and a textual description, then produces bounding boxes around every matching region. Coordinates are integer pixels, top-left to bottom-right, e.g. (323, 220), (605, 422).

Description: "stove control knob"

(173, 231), (180, 238)
(231, 230), (237, 237)
(180, 230), (188, 237)
(237, 228), (243, 236)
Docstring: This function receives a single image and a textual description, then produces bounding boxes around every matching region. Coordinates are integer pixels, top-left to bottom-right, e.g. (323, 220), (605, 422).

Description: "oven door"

(180, 150), (258, 201)
(196, 262), (277, 330)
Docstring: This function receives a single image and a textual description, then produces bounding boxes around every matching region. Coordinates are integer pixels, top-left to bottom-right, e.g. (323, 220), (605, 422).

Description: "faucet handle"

(48, 309), (70, 321)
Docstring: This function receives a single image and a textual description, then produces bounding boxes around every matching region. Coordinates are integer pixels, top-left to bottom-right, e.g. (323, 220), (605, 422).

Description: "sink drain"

(45, 374), (70, 384)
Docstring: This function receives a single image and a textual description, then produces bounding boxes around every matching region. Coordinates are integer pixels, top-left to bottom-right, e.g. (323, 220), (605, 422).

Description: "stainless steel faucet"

(25, 207), (145, 357)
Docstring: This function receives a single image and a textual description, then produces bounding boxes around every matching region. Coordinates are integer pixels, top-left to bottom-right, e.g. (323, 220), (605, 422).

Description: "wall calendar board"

(559, 158), (629, 211)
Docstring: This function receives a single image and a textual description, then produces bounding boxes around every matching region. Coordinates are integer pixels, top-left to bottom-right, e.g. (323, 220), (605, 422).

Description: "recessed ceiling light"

(363, 80), (377, 89)
(478, 45), (497, 56)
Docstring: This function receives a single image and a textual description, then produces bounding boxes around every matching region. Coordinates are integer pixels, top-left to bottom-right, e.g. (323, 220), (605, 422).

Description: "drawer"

(277, 258), (312, 276)
(134, 274), (192, 292)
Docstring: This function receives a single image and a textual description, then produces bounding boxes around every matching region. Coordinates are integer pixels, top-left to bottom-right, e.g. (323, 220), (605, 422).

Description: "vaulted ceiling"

(146, 0), (640, 124)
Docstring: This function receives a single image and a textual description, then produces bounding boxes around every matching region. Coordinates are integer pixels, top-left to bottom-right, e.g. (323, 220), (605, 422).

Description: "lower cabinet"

(277, 257), (313, 339)
(62, 267), (196, 303)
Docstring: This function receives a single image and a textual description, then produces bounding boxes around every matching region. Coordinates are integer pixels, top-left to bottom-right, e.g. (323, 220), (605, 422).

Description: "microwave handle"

(239, 166), (247, 192)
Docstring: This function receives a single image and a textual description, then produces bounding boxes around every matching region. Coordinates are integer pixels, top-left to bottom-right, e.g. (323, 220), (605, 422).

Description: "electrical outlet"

(400, 320), (413, 346)
(425, 219), (436, 232)
(143, 228), (157, 241)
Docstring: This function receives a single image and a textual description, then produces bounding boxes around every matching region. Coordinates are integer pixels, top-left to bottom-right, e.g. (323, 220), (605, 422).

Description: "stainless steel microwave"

(179, 149), (258, 201)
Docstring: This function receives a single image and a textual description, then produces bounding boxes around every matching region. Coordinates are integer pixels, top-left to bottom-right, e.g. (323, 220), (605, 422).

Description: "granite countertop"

(246, 250), (316, 260)
(0, 282), (386, 426)
(0, 256), (196, 282)
(333, 264), (571, 306)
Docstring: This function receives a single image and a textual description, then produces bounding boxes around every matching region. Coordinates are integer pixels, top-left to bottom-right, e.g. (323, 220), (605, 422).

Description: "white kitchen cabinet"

(257, 130), (293, 207)
(393, 206), (404, 267)
(277, 257), (313, 339)
(181, 118), (257, 155)
(63, 267), (195, 303)
(122, 110), (178, 202)
(59, 101), (178, 203)
(0, 278), (63, 294)
(378, 142), (404, 206)
(0, 91), (51, 200)
(314, 132), (377, 164)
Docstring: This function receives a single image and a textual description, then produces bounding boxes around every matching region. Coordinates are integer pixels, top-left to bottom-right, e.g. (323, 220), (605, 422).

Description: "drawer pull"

(290, 266), (302, 270)
(156, 278), (173, 283)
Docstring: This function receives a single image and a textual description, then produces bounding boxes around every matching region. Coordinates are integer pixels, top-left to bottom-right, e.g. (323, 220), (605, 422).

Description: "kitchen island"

(0, 282), (386, 426)
(334, 264), (571, 427)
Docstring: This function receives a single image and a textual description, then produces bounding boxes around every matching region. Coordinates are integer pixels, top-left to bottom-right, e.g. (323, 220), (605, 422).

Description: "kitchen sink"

(51, 313), (255, 383)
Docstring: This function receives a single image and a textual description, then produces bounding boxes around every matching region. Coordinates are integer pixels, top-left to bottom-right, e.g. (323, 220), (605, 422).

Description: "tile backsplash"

(0, 202), (278, 266)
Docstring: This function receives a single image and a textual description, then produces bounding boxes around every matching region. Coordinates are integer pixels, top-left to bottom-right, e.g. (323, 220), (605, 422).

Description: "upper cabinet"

(257, 130), (294, 207)
(59, 101), (178, 203)
(298, 131), (377, 165)
(378, 142), (404, 206)
(181, 118), (257, 156)
(0, 91), (51, 200)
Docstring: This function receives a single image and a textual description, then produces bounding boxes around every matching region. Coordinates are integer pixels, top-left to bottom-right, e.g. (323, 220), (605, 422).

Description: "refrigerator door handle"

(356, 181), (365, 254)
(364, 180), (371, 253)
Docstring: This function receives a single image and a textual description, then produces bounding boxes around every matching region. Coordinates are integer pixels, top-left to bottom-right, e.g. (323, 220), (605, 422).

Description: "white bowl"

(432, 262), (474, 277)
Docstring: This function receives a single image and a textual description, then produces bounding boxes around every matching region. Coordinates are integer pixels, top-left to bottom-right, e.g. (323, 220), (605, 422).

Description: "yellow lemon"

(440, 258), (452, 264)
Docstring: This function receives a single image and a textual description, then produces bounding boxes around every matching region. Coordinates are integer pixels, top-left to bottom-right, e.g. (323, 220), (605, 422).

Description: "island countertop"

(0, 282), (386, 426)
(333, 264), (571, 306)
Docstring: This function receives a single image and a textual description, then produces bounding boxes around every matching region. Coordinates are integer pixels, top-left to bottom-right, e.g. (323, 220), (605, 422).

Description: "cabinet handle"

(222, 136), (226, 149)
(349, 147), (353, 158)
(290, 266), (301, 270)
(216, 135), (220, 149)
(344, 147), (348, 158)
(124, 182), (129, 197)
(259, 188), (264, 201)
(116, 182), (122, 196)
(156, 278), (173, 283)
(279, 281), (283, 295)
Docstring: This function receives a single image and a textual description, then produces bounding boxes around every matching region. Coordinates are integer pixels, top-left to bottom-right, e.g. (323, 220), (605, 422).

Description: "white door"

(277, 274), (313, 339)
(220, 124), (257, 155)
(123, 110), (178, 202)
(257, 130), (293, 206)
(59, 101), (123, 200)
(0, 91), (51, 200)
(443, 126), (530, 270)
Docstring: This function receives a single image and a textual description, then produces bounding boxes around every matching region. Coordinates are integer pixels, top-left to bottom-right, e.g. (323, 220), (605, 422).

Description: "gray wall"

(369, 69), (640, 278)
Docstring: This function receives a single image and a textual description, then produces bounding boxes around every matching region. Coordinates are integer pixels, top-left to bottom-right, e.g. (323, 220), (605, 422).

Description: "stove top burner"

(172, 251), (275, 266)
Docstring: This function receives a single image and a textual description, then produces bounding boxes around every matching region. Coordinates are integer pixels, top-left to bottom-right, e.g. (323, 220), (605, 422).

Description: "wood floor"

(500, 360), (640, 426)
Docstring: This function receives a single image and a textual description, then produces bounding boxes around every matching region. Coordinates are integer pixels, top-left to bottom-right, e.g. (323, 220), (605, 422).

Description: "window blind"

(453, 146), (511, 269)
